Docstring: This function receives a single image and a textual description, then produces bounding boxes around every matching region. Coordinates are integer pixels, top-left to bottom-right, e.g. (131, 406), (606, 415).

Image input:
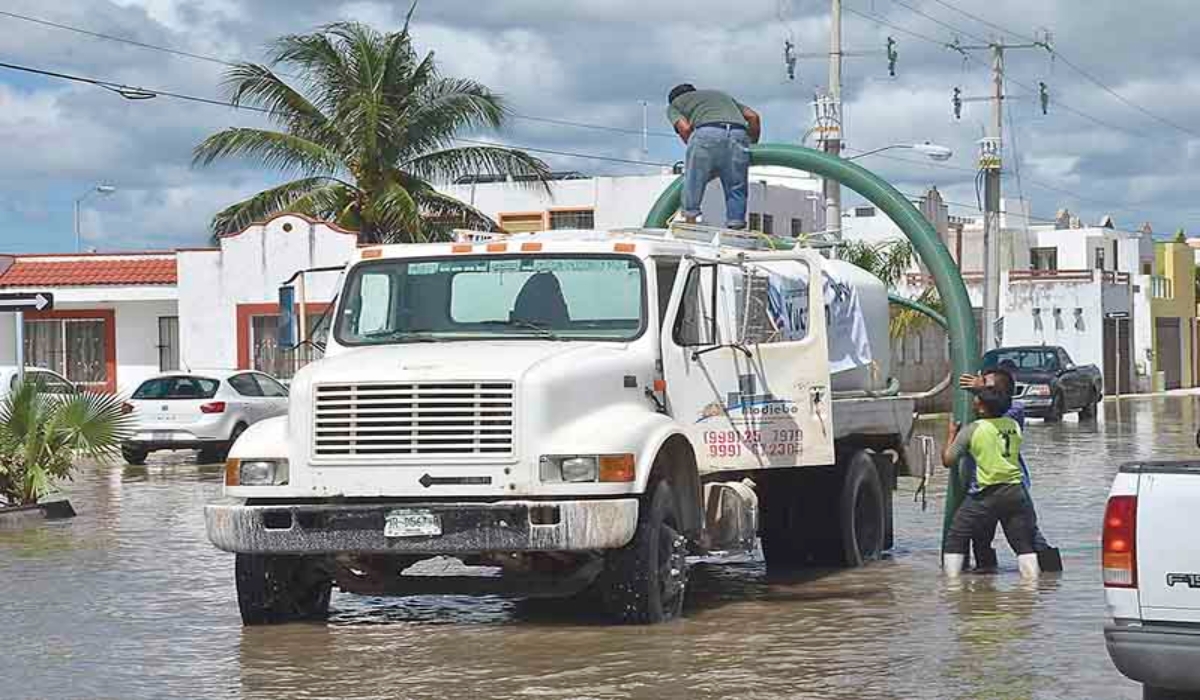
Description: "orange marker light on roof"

(361, 248), (383, 259)
(487, 242), (508, 252)
(614, 243), (636, 253)
(451, 244), (473, 253)
(521, 242), (543, 252)
(653, 379), (667, 393)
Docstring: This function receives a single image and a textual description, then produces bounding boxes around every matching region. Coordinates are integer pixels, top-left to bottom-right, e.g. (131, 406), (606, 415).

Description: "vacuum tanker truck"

(205, 224), (930, 625)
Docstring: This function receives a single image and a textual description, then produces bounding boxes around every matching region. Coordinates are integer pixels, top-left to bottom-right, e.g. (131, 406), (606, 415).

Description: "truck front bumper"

(1106, 621), (1200, 691)
(205, 499), (639, 555)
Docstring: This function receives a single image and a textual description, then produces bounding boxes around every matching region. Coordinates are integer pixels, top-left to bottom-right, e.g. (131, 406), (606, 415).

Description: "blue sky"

(0, 0), (1196, 254)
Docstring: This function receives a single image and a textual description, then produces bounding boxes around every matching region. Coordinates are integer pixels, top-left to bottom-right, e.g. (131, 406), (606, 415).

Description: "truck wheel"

(838, 451), (886, 567)
(1045, 393), (1065, 423)
(596, 479), (688, 624)
(1144, 685), (1200, 700)
(235, 554), (333, 626)
(122, 446), (148, 466)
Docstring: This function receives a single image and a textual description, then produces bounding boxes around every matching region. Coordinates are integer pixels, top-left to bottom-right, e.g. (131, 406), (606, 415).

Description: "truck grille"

(313, 382), (515, 459)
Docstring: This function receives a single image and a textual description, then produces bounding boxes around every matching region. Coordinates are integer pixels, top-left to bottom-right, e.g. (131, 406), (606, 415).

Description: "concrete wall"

(1150, 241), (1197, 388)
(1001, 274), (1106, 372)
(176, 215), (358, 370)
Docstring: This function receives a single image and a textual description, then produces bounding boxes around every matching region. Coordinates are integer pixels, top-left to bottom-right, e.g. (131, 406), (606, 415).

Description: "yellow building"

(1150, 236), (1197, 389)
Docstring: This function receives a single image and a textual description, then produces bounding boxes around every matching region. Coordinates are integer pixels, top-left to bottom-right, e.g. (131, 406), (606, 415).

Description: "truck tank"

(748, 257), (891, 393)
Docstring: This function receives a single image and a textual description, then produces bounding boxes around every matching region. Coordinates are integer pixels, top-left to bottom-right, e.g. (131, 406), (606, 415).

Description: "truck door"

(660, 251), (835, 473)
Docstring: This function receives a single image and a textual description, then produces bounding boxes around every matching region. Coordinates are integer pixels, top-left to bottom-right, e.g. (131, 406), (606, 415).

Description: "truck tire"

(235, 554), (333, 626)
(838, 450), (886, 567)
(122, 446), (148, 466)
(595, 479), (688, 624)
(1144, 685), (1200, 700)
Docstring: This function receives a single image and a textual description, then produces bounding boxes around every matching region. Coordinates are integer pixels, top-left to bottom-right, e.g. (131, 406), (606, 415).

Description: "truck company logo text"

(1166, 573), (1200, 588)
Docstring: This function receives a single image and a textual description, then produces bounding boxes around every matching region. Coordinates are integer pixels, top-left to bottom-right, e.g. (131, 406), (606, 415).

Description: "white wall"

(0, 298), (177, 394)
(1001, 275), (1106, 372)
(176, 215), (358, 370)
(439, 172), (824, 235)
(1133, 274), (1155, 383)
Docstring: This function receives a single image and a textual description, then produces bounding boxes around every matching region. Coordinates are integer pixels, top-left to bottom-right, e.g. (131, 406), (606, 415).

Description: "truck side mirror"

(278, 285), (297, 349)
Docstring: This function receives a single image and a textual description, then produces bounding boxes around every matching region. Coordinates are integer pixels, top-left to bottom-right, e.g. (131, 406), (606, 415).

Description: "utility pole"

(952, 33), (1051, 350)
(823, 0), (843, 246)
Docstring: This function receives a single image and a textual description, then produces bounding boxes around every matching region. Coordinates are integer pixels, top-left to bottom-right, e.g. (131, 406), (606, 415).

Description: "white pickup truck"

(1105, 461), (1200, 699)
(205, 225), (929, 625)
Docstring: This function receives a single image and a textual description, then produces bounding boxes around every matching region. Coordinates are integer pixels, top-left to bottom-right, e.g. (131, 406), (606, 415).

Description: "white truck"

(205, 225), (928, 625)
(1105, 461), (1200, 699)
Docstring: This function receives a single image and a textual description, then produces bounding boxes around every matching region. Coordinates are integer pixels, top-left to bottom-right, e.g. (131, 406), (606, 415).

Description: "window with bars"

(549, 209), (595, 230)
(249, 313), (326, 380)
(158, 316), (179, 371)
(761, 214), (774, 235)
(748, 213), (762, 231)
(24, 318), (108, 388)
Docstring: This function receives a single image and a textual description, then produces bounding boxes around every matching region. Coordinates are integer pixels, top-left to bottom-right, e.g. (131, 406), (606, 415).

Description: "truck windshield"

(982, 349), (1059, 371)
(335, 254), (646, 345)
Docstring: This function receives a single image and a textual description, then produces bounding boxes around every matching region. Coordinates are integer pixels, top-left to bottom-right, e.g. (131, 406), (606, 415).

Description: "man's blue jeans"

(682, 125), (751, 229)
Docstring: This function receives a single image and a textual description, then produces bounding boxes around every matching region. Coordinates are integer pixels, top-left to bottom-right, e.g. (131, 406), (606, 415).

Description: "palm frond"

(209, 177), (335, 237)
(192, 128), (342, 176)
(403, 146), (551, 189)
(413, 189), (499, 240)
(362, 181), (422, 243)
(890, 286), (944, 338)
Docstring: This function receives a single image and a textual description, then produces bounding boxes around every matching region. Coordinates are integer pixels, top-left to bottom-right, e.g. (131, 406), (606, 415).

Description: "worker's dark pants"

(945, 483), (1038, 556)
(972, 494), (1050, 570)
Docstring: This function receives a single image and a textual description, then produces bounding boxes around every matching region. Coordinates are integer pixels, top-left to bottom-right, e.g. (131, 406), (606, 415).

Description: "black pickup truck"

(982, 345), (1104, 422)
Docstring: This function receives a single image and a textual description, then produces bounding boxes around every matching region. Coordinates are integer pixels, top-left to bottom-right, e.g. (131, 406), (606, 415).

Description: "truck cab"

(205, 225), (918, 625)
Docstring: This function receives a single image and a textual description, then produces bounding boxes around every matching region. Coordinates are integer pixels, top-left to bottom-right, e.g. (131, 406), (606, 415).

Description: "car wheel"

(209, 423), (248, 463)
(1045, 393), (1065, 423)
(122, 446), (148, 466)
(1079, 390), (1100, 420)
(236, 554), (333, 626)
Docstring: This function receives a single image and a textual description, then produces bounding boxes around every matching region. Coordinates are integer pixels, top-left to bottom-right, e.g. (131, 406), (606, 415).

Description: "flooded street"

(3, 395), (1196, 700)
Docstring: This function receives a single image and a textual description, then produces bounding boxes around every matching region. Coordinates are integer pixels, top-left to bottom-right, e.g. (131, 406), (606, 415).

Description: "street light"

(74, 185), (117, 252)
(847, 142), (954, 162)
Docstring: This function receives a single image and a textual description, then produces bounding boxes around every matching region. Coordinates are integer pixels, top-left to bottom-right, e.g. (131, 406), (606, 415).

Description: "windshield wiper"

(360, 329), (443, 343)
(486, 319), (562, 340)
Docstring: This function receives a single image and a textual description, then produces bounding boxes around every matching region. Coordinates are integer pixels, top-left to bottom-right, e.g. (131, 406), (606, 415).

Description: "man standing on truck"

(942, 385), (1041, 578)
(667, 84), (761, 230)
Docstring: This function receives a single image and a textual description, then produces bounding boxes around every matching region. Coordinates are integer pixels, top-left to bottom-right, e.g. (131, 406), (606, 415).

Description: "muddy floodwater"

(4, 395), (1197, 700)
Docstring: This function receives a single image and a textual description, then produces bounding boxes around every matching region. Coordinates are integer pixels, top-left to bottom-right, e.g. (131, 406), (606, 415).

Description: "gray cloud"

(0, 0), (1195, 253)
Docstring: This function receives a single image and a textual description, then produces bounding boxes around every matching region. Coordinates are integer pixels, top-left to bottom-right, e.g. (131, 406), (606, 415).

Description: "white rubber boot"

(944, 553), (966, 577)
(1018, 553), (1041, 579)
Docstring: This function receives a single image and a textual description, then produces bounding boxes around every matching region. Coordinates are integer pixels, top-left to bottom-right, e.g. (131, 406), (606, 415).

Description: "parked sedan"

(982, 345), (1104, 422)
(122, 370), (289, 465)
(0, 366), (77, 401)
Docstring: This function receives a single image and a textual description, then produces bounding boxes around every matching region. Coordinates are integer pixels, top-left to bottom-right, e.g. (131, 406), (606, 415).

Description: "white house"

(0, 214), (355, 395)
(438, 170), (825, 239)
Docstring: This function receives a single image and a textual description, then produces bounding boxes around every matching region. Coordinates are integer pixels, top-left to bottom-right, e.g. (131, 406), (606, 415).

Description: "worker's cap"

(668, 84), (696, 103)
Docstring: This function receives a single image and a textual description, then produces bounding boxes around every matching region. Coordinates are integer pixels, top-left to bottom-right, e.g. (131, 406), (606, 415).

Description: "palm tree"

(194, 19), (551, 243)
(840, 238), (943, 338)
(0, 380), (132, 506)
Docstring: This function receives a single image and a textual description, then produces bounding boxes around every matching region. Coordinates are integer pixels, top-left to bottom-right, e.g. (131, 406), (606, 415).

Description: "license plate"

(150, 431), (174, 441)
(384, 509), (442, 538)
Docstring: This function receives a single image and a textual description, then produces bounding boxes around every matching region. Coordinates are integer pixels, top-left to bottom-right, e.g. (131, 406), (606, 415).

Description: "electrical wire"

(885, 0), (989, 44)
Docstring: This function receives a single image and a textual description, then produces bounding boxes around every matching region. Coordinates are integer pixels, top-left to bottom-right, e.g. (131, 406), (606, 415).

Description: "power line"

(922, 0), (1039, 43)
(885, 0), (988, 44)
(843, 4), (952, 47)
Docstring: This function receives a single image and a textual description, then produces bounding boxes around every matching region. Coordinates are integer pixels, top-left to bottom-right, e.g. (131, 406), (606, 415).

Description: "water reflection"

(4, 396), (1186, 698)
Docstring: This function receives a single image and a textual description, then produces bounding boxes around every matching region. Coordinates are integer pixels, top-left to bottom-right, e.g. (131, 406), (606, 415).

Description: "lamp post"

(74, 185), (117, 252)
(846, 142), (954, 162)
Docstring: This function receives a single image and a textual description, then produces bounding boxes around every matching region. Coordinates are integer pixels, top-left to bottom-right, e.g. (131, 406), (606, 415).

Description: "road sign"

(1106, 311), (1130, 320)
(0, 292), (54, 312)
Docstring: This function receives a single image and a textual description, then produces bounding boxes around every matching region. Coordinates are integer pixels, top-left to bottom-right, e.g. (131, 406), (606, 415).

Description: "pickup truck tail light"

(200, 401), (226, 414)
(1103, 495), (1137, 588)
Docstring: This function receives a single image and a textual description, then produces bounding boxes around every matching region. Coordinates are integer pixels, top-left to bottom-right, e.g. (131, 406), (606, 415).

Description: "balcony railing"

(904, 269), (1132, 286)
(1150, 275), (1174, 300)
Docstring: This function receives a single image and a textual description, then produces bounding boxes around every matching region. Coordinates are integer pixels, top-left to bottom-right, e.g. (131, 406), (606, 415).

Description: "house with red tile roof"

(0, 214), (357, 394)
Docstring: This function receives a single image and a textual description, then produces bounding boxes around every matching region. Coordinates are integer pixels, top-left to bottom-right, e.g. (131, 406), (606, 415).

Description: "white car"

(0, 366), (77, 401)
(122, 370), (289, 465)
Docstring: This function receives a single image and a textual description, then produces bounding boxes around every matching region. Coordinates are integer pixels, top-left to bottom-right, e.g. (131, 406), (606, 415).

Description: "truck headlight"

(539, 454), (635, 483)
(225, 458), (289, 486)
(1027, 384), (1051, 396)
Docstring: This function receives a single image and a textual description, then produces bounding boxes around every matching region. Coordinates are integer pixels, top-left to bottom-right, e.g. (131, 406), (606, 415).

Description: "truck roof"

(354, 225), (815, 263)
